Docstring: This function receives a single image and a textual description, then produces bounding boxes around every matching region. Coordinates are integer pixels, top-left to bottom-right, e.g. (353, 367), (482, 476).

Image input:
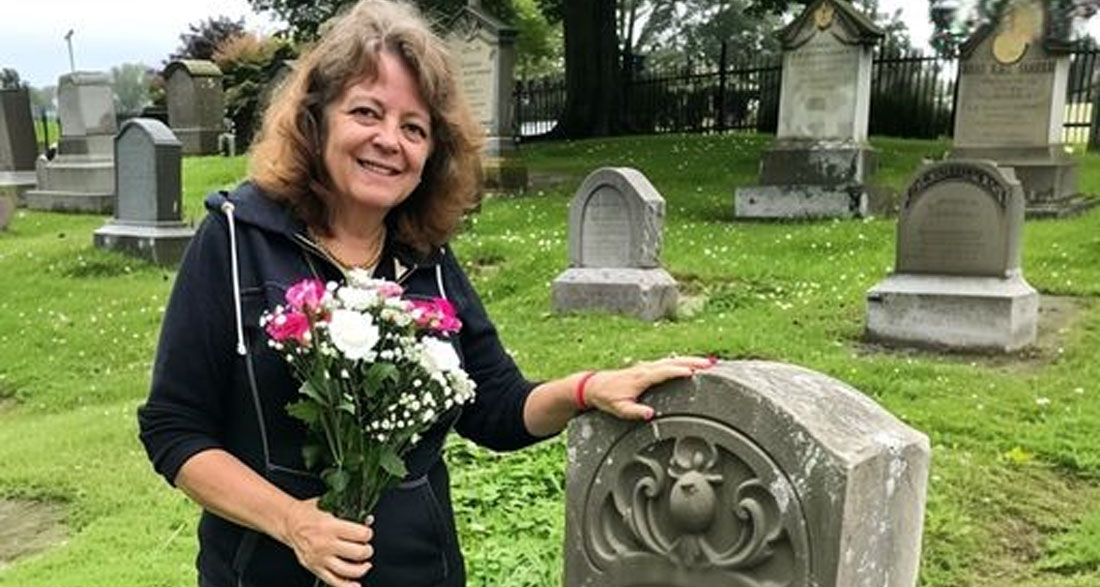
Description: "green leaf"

(302, 443), (324, 469)
(299, 381), (329, 406)
(286, 400), (322, 425)
(378, 448), (407, 479)
(366, 362), (400, 393)
(322, 468), (350, 493)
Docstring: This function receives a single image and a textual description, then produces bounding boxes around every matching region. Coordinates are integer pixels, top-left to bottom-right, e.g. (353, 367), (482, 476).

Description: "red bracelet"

(575, 371), (597, 411)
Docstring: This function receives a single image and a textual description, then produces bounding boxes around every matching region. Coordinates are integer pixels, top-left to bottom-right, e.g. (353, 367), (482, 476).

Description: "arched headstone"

(565, 361), (930, 587)
(552, 168), (678, 321)
(165, 60), (225, 156)
(93, 118), (194, 265)
(866, 160), (1038, 351)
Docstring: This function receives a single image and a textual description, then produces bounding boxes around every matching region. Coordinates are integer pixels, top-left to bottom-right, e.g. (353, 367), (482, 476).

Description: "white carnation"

(328, 309), (379, 361)
(337, 286), (378, 311)
(420, 337), (461, 374)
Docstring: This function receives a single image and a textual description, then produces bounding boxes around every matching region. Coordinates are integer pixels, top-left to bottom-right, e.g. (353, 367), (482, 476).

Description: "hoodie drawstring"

(222, 201), (248, 356)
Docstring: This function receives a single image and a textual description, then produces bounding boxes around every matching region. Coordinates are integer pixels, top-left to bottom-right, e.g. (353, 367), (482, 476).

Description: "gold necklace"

(310, 227), (386, 271)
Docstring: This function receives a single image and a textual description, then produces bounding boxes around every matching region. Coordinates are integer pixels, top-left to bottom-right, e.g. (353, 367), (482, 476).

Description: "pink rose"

(410, 298), (462, 334)
(265, 310), (312, 344)
(286, 279), (326, 313)
(378, 282), (405, 298)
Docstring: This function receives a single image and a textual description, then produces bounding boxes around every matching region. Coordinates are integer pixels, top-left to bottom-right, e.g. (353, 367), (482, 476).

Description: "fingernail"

(644, 409), (655, 421)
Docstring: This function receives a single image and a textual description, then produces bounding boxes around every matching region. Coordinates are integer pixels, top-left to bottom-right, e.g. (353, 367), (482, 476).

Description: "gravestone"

(447, 0), (527, 192)
(25, 72), (116, 213)
(93, 119), (194, 264)
(164, 60), (225, 156)
(949, 0), (1094, 218)
(866, 160), (1038, 351)
(0, 190), (12, 230)
(552, 167), (677, 321)
(735, 0), (884, 219)
(0, 87), (40, 204)
(565, 361), (930, 587)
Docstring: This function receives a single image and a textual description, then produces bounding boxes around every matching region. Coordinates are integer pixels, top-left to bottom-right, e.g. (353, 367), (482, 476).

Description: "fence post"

(1089, 52), (1100, 152)
(717, 40), (728, 133)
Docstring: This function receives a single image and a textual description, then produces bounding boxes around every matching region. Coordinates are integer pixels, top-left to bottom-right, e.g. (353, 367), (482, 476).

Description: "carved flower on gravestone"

(584, 418), (808, 584)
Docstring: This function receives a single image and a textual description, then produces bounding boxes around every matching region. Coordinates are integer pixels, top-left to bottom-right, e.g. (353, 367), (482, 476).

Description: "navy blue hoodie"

(138, 183), (546, 586)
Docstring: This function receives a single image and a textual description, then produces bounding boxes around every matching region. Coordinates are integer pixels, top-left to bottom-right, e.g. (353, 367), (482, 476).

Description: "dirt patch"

(0, 499), (68, 569)
(854, 295), (1095, 371)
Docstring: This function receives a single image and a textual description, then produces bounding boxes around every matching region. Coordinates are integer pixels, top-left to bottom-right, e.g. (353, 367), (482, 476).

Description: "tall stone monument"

(93, 119), (193, 264)
(25, 72), (116, 213)
(0, 86), (38, 207)
(552, 167), (678, 321)
(565, 361), (930, 587)
(164, 60), (225, 156)
(735, 0), (884, 219)
(447, 0), (527, 192)
(866, 160), (1039, 352)
(949, 0), (1093, 218)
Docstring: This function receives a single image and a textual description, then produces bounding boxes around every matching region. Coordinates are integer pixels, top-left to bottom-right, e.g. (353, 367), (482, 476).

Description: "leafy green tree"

(171, 16), (248, 62)
(247, 0), (517, 40)
(110, 63), (152, 116)
(0, 68), (23, 89)
(929, 0), (1100, 56)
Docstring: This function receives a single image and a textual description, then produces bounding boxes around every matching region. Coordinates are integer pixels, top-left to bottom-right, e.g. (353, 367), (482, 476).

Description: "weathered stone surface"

(164, 60), (225, 155)
(564, 361), (930, 587)
(0, 193), (13, 230)
(25, 71), (116, 213)
(553, 167), (678, 321)
(866, 159), (1039, 351)
(0, 88), (38, 172)
(948, 0), (1091, 217)
(93, 118), (193, 265)
(734, 0), (884, 219)
(0, 171), (36, 206)
(897, 160), (1023, 277)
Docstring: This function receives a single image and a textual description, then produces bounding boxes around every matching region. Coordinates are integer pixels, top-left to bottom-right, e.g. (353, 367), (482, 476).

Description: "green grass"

(2, 134), (1100, 586)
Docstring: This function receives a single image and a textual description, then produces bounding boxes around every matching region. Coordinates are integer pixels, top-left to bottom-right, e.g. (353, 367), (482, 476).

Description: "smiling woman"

(136, 2), (712, 587)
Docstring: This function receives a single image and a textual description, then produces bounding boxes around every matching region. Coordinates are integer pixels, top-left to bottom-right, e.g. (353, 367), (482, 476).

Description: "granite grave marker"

(165, 60), (225, 156)
(25, 71), (116, 213)
(0, 87), (40, 204)
(565, 360), (930, 587)
(552, 167), (677, 321)
(866, 160), (1039, 351)
(735, 0), (884, 219)
(93, 118), (194, 264)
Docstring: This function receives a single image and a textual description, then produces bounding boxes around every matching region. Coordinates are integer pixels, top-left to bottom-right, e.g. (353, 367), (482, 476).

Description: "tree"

(171, 16), (247, 62)
(0, 68), (23, 89)
(929, 0), (1100, 56)
(246, 0), (518, 40)
(110, 62), (152, 116)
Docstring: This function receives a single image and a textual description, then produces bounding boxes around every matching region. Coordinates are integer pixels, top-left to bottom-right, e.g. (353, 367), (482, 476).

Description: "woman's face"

(321, 51), (433, 216)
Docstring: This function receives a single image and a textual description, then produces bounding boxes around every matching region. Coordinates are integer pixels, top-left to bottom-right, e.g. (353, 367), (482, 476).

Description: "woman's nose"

(371, 121), (400, 153)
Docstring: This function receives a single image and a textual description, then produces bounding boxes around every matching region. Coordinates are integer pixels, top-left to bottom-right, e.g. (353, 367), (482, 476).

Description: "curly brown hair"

(248, 0), (484, 255)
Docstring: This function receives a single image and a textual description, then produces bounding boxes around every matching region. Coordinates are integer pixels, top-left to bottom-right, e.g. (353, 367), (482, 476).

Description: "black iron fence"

(516, 45), (1100, 145)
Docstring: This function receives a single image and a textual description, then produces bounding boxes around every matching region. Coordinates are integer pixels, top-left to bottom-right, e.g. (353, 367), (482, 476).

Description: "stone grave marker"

(0, 87), (40, 204)
(25, 71), (116, 213)
(949, 0), (1094, 217)
(866, 160), (1038, 351)
(565, 360), (930, 587)
(165, 60), (225, 156)
(93, 118), (194, 264)
(735, 0), (884, 219)
(447, 0), (527, 191)
(552, 168), (677, 321)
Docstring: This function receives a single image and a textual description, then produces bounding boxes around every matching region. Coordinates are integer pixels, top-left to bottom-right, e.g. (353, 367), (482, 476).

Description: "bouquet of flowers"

(260, 269), (477, 521)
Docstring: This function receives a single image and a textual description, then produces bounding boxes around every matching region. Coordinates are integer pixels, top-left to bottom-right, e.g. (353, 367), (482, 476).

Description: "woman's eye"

(351, 106), (379, 119)
(403, 124), (428, 140)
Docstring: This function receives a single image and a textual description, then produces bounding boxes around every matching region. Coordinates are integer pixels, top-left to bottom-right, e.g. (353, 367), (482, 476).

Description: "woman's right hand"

(282, 498), (374, 587)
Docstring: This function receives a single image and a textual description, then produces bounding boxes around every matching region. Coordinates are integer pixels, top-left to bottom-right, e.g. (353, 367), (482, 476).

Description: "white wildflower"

(328, 309), (380, 361)
(420, 337), (461, 374)
(337, 286), (378, 311)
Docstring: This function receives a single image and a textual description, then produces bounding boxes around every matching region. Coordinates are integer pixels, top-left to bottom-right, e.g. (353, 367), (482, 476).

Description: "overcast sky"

(1, 0), (1096, 90)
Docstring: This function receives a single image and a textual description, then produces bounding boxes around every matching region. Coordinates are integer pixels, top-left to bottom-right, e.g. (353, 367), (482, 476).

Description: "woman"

(138, 1), (711, 586)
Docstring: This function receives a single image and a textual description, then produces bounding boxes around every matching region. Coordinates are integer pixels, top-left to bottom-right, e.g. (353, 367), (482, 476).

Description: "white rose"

(420, 337), (461, 374)
(328, 309), (379, 361)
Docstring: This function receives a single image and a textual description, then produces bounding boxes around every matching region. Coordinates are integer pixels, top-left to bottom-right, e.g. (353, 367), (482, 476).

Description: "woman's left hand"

(581, 356), (716, 421)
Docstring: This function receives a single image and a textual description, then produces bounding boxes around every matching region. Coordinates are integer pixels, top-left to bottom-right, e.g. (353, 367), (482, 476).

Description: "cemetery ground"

(0, 133), (1099, 586)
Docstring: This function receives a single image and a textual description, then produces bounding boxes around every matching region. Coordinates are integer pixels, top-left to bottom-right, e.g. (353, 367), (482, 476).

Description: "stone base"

(0, 171), (36, 206)
(758, 139), (877, 186)
(734, 184), (868, 219)
(93, 220), (195, 265)
(24, 189), (114, 214)
(865, 273), (1038, 352)
(32, 157), (114, 196)
(482, 156), (528, 193)
(950, 146), (1081, 216)
(175, 127), (223, 156)
(552, 267), (678, 321)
